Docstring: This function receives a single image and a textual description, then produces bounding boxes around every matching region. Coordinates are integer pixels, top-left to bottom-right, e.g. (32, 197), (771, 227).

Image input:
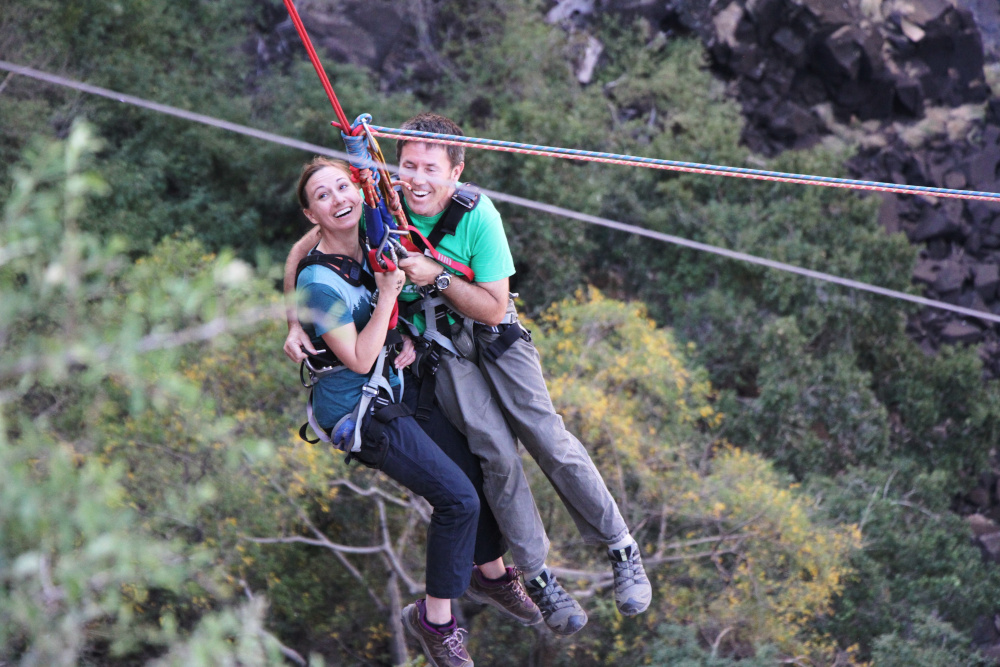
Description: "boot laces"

(441, 627), (468, 656)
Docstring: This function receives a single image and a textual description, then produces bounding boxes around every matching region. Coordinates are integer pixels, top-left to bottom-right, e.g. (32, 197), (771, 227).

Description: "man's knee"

(478, 448), (525, 478)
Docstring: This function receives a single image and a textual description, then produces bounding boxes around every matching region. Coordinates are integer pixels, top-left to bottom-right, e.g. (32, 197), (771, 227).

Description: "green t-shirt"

(399, 188), (515, 335)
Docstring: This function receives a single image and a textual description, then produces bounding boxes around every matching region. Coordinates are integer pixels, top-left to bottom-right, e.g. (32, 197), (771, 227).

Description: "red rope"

(282, 0), (353, 134)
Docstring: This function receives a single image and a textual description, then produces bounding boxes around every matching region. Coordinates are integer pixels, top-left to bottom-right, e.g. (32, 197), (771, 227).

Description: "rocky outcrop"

(667, 0), (989, 155)
(252, 0), (446, 93)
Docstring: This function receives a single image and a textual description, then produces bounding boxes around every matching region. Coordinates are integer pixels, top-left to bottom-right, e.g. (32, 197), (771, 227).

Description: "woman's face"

(303, 166), (362, 232)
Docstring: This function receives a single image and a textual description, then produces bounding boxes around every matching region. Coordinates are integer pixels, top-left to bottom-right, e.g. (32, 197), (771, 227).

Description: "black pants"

(360, 403), (480, 599)
(401, 369), (508, 566)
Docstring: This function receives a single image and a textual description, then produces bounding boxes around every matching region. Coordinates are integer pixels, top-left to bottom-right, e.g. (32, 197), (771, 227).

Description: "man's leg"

(476, 329), (629, 546)
(434, 351), (589, 634)
(432, 351), (549, 575)
(476, 325), (652, 616)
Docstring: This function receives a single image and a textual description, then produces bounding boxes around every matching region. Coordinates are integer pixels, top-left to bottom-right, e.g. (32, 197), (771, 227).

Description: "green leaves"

(1, 122), (289, 666)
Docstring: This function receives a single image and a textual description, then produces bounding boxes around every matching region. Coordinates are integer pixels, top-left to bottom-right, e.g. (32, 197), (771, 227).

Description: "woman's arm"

(321, 268), (405, 373)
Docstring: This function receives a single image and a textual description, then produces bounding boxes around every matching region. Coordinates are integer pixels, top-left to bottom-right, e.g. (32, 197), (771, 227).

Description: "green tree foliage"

(5, 0), (1000, 663)
(0, 123), (295, 665)
(809, 464), (1000, 659)
(521, 290), (859, 664)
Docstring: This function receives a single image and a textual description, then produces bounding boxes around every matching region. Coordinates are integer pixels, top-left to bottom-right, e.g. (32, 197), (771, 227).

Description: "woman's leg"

(402, 369), (506, 565)
(364, 410), (480, 601)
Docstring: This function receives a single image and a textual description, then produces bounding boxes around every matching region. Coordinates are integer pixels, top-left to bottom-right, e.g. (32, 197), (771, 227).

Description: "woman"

(293, 157), (536, 667)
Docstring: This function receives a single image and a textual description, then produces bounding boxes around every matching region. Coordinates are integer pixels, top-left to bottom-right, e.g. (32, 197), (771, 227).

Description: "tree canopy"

(4, 0), (1000, 664)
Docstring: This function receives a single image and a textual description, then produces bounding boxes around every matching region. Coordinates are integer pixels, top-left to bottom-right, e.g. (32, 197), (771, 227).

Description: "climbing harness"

(294, 250), (405, 457)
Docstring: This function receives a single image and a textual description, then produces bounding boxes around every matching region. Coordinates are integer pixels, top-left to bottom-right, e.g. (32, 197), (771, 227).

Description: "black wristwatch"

(434, 270), (452, 291)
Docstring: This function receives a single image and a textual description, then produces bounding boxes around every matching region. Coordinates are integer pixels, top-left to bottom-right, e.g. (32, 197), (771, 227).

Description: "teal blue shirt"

(297, 257), (399, 427)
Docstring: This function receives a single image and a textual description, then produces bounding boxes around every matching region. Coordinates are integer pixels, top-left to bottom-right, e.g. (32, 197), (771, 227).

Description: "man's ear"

(451, 161), (465, 183)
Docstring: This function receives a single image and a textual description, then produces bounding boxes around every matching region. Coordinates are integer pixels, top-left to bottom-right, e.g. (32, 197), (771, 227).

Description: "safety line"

(281, 0), (352, 133)
(3, 60), (1000, 324)
(372, 126), (1000, 204)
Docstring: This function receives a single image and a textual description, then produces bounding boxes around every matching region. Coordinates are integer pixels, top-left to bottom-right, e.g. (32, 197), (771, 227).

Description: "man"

(284, 113), (651, 637)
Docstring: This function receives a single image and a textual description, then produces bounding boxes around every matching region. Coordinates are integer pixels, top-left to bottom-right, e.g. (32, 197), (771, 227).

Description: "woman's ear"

(303, 208), (318, 225)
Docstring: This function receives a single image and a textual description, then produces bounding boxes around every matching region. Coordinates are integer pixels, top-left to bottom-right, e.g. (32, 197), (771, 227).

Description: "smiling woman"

(290, 156), (532, 667)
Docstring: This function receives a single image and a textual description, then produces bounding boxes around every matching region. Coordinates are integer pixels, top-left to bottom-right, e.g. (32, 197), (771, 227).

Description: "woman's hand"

(395, 335), (416, 369)
(374, 267), (406, 301)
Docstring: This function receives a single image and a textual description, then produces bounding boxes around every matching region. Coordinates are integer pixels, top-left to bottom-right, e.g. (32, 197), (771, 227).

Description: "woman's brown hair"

(296, 157), (352, 209)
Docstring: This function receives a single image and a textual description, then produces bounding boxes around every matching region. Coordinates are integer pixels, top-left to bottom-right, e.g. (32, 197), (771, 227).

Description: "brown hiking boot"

(401, 598), (474, 667)
(464, 566), (543, 626)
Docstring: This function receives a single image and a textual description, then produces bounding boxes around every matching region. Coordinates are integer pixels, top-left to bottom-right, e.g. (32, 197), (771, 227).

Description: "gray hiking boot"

(401, 599), (473, 667)
(464, 566), (543, 626)
(608, 542), (651, 616)
(524, 568), (587, 636)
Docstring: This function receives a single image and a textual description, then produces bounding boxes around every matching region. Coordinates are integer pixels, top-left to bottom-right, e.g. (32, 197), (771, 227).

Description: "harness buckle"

(451, 185), (479, 210)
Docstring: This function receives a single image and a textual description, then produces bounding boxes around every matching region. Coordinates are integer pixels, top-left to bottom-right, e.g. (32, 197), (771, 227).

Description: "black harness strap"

(296, 252), (375, 292)
(480, 322), (532, 364)
(404, 183), (481, 252)
(414, 343), (442, 421)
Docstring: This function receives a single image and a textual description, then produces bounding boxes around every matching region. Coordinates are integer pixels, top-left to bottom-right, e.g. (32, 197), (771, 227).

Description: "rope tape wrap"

(372, 126), (1000, 204)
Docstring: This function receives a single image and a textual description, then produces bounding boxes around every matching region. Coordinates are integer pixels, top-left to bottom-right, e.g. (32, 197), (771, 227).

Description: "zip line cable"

(0, 61), (353, 162)
(3, 59), (1000, 325)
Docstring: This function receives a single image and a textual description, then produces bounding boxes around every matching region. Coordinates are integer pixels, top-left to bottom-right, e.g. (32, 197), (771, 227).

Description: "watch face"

(436, 272), (451, 290)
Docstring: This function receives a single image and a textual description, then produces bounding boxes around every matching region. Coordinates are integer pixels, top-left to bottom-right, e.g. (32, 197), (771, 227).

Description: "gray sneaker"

(608, 542), (651, 616)
(524, 569), (587, 636)
(401, 599), (473, 667)
(464, 566), (543, 626)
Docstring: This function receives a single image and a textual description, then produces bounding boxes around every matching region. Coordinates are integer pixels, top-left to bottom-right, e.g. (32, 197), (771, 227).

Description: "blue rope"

(341, 114), (380, 184)
(372, 125), (1000, 204)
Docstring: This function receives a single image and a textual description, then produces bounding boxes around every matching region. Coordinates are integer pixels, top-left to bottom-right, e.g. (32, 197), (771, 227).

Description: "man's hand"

(284, 322), (318, 363)
(395, 335), (417, 369)
(398, 254), (443, 287)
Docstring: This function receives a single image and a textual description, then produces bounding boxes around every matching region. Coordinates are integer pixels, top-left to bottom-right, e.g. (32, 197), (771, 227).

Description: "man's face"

(398, 143), (464, 217)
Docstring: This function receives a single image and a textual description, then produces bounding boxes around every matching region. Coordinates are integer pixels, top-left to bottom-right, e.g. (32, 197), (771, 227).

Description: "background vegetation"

(4, 0), (1000, 664)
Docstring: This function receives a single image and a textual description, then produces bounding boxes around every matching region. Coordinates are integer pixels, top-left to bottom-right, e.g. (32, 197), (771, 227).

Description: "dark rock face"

(656, 0), (990, 154)
(845, 112), (1000, 372)
(252, 1), (438, 96)
(559, 0), (1000, 373)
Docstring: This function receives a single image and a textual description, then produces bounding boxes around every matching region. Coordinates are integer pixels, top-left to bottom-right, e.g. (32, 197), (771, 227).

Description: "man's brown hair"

(395, 112), (465, 168)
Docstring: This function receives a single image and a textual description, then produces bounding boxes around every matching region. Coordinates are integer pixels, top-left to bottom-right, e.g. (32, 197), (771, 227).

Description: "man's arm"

(282, 228), (321, 362)
(397, 254), (508, 325)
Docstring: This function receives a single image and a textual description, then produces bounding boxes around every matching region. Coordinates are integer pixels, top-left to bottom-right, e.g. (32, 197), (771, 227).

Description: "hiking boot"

(524, 568), (587, 636)
(608, 542), (651, 616)
(401, 599), (473, 667)
(464, 566), (543, 626)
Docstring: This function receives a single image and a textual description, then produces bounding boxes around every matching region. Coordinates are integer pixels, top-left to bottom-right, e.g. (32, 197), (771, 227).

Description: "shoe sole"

(401, 606), (474, 667)
(545, 612), (587, 637)
(617, 596), (651, 616)
(463, 587), (543, 626)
